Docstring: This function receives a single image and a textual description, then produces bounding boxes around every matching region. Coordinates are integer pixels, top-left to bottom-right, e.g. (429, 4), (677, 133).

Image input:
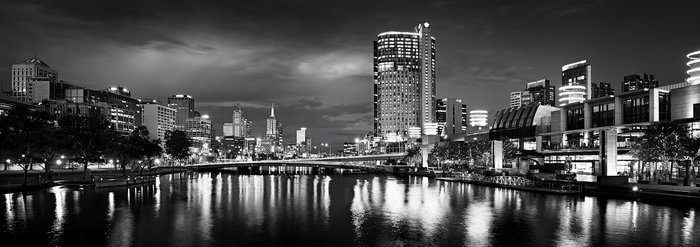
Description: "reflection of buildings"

(436, 98), (467, 137)
(559, 60), (591, 106)
(373, 21), (436, 139)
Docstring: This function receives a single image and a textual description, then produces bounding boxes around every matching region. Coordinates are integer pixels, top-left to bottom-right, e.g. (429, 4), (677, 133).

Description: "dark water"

(2, 173), (700, 247)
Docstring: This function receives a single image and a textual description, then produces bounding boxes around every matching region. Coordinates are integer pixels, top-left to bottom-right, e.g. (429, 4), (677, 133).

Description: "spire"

(270, 103), (275, 117)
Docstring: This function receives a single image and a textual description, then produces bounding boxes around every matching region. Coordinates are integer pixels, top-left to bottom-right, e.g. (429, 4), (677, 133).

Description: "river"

(2, 173), (700, 246)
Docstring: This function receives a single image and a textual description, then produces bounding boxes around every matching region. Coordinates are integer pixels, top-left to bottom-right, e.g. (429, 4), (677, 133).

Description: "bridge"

(186, 153), (409, 172)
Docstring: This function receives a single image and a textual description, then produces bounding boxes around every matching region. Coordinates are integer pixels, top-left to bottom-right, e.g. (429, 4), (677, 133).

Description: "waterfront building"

(489, 78), (700, 183)
(185, 115), (213, 155)
(221, 136), (245, 159)
(141, 100), (176, 141)
(436, 98), (467, 137)
(622, 74), (659, 93)
(167, 94), (195, 130)
(42, 99), (109, 120)
(559, 60), (592, 106)
(64, 86), (141, 133)
(688, 50), (700, 85)
(592, 82), (615, 98)
(373, 21), (436, 139)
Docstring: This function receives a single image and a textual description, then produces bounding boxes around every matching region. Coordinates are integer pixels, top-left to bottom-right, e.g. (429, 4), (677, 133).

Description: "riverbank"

(0, 166), (190, 193)
(432, 174), (700, 206)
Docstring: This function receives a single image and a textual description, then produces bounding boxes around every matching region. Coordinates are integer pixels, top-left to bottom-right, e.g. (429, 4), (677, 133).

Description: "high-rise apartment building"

(167, 94), (195, 130)
(559, 60), (591, 106)
(141, 100), (176, 141)
(592, 82), (615, 98)
(622, 74), (659, 93)
(373, 21), (436, 139)
(509, 91), (530, 108)
(525, 79), (555, 106)
(436, 98), (467, 137)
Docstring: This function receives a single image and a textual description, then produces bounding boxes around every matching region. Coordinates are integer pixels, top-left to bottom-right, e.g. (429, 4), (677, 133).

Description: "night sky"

(1, 0), (699, 148)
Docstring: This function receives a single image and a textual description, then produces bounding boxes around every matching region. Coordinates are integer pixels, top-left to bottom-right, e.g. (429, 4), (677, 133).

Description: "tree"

(58, 113), (112, 180)
(128, 126), (163, 174)
(630, 121), (692, 183)
(0, 105), (57, 187)
(165, 130), (191, 165)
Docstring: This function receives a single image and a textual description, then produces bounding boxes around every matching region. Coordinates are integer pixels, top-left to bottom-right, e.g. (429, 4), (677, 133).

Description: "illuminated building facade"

(559, 60), (591, 106)
(167, 94), (195, 130)
(436, 98), (467, 137)
(373, 21), (436, 139)
(687, 50), (700, 85)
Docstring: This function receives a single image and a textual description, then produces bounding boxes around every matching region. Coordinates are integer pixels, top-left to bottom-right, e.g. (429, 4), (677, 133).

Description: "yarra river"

(2, 173), (700, 246)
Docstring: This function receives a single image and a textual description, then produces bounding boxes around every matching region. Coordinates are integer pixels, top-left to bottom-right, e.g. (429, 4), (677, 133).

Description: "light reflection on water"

(1, 173), (700, 246)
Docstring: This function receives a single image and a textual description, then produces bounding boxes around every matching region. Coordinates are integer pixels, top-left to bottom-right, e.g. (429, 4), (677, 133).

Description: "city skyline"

(1, 0), (699, 146)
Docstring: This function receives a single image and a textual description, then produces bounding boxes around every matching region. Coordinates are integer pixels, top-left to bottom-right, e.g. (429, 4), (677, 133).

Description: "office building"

(167, 94), (195, 130)
(622, 74), (659, 93)
(185, 115), (213, 154)
(559, 60), (592, 106)
(232, 103), (250, 137)
(688, 50), (700, 85)
(592, 82), (615, 98)
(436, 98), (467, 137)
(296, 127), (307, 144)
(373, 21), (436, 139)
(223, 123), (234, 137)
(265, 104), (283, 152)
(10, 55), (61, 102)
(525, 79), (556, 106)
(64, 86), (141, 133)
(141, 100), (176, 141)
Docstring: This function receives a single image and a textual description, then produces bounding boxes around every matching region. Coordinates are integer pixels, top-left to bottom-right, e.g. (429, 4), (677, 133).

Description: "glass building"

(373, 21), (436, 139)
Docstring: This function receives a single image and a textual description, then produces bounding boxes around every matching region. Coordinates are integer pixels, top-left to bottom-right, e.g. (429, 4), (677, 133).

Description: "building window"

(567, 107), (584, 130)
(592, 103), (614, 127)
(623, 96), (649, 124)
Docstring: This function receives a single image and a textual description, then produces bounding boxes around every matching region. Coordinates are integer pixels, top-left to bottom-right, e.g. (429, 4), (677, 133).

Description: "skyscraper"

(559, 60), (591, 106)
(622, 74), (659, 92)
(436, 98), (467, 137)
(525, 79), (555, 106)
(167, 94), (195, 130)
(373, 21), (436, 139)
(296, 127), (307, 144)
(265, 103), (282, 152)
(232, 103), (249, 137)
